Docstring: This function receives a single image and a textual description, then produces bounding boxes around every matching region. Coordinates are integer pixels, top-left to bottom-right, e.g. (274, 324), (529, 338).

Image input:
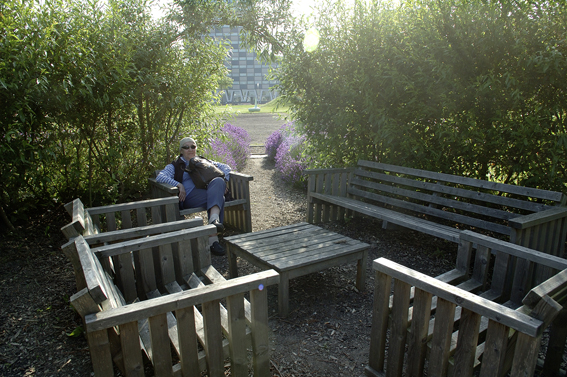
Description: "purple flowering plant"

(265, 121), (309, 189)
(205, 123), (251, 171)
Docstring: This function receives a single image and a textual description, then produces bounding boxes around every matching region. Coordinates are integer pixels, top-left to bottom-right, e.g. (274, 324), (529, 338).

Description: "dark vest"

(172, 156), (185, 183)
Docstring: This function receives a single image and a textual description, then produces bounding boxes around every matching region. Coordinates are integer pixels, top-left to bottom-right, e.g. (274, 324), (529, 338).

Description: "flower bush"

(265, 121), (308, 189)
(206, 123), (251, 171)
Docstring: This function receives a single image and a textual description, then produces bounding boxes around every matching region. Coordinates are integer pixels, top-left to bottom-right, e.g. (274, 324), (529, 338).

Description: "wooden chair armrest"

(148, 177), (179, 196)
(230, 171), (253, 181)
(509, 206), (567, 229)
(460, 230), (567, 271)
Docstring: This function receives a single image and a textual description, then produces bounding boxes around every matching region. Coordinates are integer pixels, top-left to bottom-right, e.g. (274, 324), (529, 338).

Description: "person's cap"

(180, 137), (196, 150)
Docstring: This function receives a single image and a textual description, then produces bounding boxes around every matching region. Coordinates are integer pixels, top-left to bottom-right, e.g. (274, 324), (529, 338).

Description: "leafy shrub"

(266, 121), (308, 188)
(205, 123), (251, 171)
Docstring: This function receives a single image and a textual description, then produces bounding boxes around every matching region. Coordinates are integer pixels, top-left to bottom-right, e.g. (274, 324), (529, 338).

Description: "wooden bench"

(366, 230), (567, 377)
(63, 225), (279, 377)
(61, 196), (205, 301)
(306, 160), (567, 255)
(149, 170), (254, 232)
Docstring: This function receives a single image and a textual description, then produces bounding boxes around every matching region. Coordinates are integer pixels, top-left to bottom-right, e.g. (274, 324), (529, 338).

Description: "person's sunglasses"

(182, 145), (197, 150)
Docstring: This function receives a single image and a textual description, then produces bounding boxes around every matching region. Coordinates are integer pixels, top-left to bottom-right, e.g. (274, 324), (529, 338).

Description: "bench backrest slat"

(354, 168), (548, 215)
(349, 183), (511, 235)
(359, 160), (566, 203)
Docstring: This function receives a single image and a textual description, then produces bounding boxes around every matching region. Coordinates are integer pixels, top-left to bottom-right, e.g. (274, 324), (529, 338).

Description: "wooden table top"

(224, 222), (369, 272)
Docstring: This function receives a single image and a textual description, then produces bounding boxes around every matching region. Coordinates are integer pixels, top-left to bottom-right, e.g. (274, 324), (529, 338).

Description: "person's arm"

(213, 161), (232, 181)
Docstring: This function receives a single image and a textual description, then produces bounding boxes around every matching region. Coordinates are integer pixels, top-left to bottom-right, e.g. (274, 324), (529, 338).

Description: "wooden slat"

(478, 320), (508, 377)
(349, 184), (511, 235)
(373, 258), (543, 337)
(85, 270), (279, 332)
(386, 279), (410, 376)
(368, 270), (391, 373)
(357, 160), (565, 203)
(175, 306), (201, 377)
(428, 298), (456, 376)
(119, 321), (144, 377)
(250, 286), (270, 376)
(407, 288), (432, 377)
(451, 308), (481, 377)
(149, 313), (173, 377)
(87, 329), (115, 377)
(310, 193), (460, 242)
(226, 293), (248, 377)
(87, 197), (179, 215)
(202, 299), (224, 377)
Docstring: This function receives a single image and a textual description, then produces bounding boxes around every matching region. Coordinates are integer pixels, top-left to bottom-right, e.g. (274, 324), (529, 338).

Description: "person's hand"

(178, 184), (186, 202)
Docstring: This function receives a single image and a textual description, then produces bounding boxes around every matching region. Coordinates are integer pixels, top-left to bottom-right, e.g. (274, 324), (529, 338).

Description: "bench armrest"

(508, 206), (567, 256)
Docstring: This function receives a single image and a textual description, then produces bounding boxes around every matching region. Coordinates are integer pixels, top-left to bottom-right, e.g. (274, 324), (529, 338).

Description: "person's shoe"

(210, 219), (225, 234)
(210, 241), (226, 256)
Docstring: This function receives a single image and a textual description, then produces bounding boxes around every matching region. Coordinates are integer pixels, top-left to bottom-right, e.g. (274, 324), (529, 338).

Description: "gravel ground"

(0, 112), (457, 377)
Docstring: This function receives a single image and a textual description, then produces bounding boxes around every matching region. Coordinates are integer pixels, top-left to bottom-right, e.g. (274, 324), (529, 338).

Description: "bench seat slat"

(310, 192), (461, 242)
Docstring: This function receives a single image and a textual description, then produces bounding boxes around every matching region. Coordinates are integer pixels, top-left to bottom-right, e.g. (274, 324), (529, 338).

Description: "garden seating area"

(60, 197), (278, 376)
(60, 170), (567, 376)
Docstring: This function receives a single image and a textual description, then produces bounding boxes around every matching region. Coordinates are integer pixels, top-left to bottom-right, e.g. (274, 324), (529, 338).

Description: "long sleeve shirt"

(156, 156), (231, 199)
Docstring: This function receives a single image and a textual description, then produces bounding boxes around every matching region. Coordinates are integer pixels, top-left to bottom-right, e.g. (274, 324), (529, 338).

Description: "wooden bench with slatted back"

(66, 225), (279, 377)
(366, 230), (567, 377)
(306, 161), (567, 255)
(61, 197), (204, 302)
(149, 169), (254, 232)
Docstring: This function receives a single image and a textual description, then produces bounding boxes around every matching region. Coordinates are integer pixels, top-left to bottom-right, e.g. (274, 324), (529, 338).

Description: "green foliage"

(1, 0), (293, 228)
(275, 0), (567, 194)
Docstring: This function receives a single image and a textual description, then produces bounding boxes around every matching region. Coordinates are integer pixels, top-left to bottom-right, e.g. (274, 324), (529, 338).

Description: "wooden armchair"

(366, 230), (567, 377)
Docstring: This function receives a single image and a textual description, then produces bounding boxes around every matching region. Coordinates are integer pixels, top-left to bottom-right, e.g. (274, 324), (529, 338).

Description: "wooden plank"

(174, 306), (201, 377)
(250, 286), (270, 376)
(86, 270), (280, 332)
(407, 288), (432, 377)
(428, 298), (456, 376)
(461, 230), (567, 270)
(352, 172), (517, 221)
(119, 321), (144, 377)
(373, 258), (542, 337)
(83, 218), (204, 245)
(357, 160), (565, 203)
(386, 279), (410, 377)
(148, 313), (174, 377)
(471, 245), (491, 290)
(522, 269), (567, 308)
(368, 270), (391, 373)
(349, 184), (511, 235)
(451, 308), (481, 377)
(509, 332), (541, 377)
(87, 329), (115, 377)
(87, 197), (179, 215)
(202, 299), (224, 377)
(509, 206), (567, 229)
(226, 293), (248, 377)
(309, 193), (461, 242)
(478, 320), (508, 377)
(93, 226), (217, 258)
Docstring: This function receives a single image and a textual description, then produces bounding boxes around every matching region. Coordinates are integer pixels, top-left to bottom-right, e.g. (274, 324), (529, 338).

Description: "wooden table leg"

(278, 272), (290, 317)
(356, 249), (368, 292)
(227, 244), (238, 278)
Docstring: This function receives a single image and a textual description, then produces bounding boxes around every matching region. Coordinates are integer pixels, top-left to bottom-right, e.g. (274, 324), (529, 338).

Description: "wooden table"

(224, 222), (369, 317)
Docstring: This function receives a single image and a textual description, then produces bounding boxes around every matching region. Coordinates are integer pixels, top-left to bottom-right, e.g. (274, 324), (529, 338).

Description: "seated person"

(156, 137), (230, 256)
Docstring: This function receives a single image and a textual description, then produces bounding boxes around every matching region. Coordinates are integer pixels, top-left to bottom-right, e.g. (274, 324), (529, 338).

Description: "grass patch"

(214, 97), (290, 114)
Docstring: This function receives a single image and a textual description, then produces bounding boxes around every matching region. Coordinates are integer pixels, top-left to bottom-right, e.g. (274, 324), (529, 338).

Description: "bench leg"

(356, 250), (368, 292)
(227, 244), (239, 279)
(278, 272), (290, 317)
